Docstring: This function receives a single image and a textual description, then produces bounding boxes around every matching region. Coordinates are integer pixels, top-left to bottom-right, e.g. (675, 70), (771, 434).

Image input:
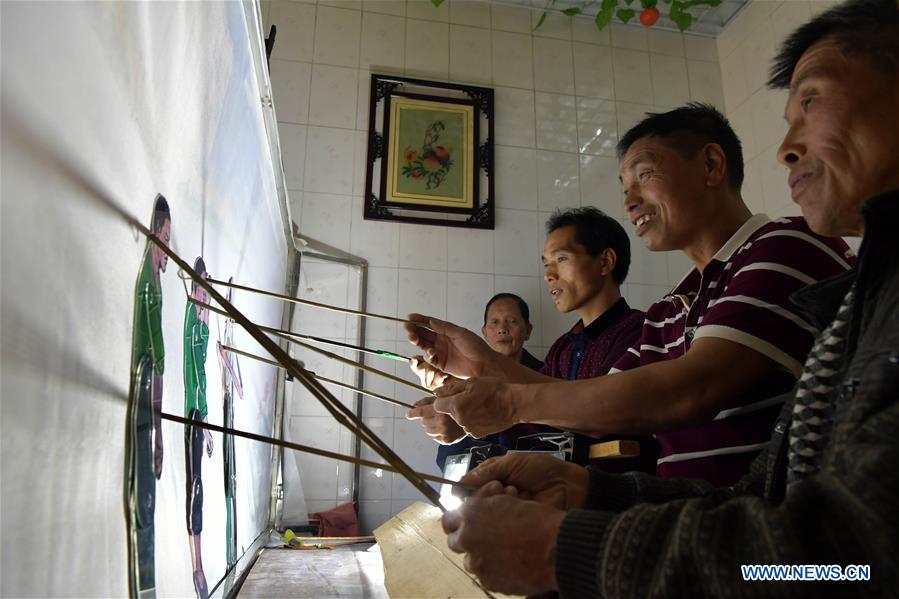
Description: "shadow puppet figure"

(124, 195), (170, 599)
(184, 257), (213, 599)
(216, 279), (243, 571)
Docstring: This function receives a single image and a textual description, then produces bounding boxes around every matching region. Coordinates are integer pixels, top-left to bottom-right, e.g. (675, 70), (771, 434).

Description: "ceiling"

(490, 0), (751, 37)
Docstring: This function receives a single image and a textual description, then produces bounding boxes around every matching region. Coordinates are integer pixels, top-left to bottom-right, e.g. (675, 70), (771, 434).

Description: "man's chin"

(639, 233), (675, 253)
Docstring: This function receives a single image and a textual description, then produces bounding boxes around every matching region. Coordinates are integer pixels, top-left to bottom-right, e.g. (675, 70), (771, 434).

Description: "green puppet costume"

(133, 253), (165, 373)
(126, 248), (165, 599)
(183, 301), (209, 538)
(183, 300), (208, 418)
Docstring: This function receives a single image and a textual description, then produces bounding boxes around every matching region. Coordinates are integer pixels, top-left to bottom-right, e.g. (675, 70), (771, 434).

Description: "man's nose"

(544, 264), (556, 282)
(624, 185), (641, 215)
(777, 124), (804, 167)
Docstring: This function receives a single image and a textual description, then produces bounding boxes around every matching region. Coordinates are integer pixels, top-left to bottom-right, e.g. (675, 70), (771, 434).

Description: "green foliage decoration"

(526, 0), (722, 32)
(617, 8), (636, 23)
(429, 0), (722, 33)
(594, 0), (618, 30)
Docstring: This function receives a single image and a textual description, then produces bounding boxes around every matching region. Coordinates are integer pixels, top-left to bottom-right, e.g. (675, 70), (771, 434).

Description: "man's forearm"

(512, 364), (693, 436)
(556, 451), (768, 597)
(481, 352), (557, 383)
(512, 338), (775, 437)
(584, 466), (733, 512)
(560, 462), (892, 598)
(512, 355), (724, 436)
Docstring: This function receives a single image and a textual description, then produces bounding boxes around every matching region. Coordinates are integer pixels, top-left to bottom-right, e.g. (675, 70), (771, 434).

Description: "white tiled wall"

(263, 0), (723, 532)
(716, 0), (841, 219)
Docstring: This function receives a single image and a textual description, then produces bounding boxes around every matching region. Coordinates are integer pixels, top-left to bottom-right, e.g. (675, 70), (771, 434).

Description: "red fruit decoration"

(432, 146), (451, 164)
(640, 6), (660, 26)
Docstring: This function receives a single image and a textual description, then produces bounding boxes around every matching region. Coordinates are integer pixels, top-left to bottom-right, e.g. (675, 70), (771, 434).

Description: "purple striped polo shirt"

(611, 214), (855, 486)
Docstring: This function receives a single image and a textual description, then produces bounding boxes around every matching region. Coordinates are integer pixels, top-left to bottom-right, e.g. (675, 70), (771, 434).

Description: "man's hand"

(404, 314), (495, 378)
(410, 356), (453, 391)
(154, 447), (164, 480)
(460, 453), (590, 510)
(432, 377), (518, 438)
(204, 429), (214, 457)
(442, 494), (564, 595)
(406, 397), (467, 445)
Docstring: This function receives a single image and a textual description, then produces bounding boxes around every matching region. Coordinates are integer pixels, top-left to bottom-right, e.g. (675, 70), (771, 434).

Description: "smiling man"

(441, 0), (899, 595)
(409, 104), (853, 486)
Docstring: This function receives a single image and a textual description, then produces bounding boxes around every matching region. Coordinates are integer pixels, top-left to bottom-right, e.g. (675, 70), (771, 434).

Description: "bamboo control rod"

(207, 276), (435, 333)
(192, 299), (431, 396)
(222, 344), (415, 410)
(160, 411), (461, 488)
(146, 234), (444, 509)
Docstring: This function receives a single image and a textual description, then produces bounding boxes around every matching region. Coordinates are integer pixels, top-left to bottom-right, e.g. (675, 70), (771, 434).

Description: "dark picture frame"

(364, 74), (495, 229)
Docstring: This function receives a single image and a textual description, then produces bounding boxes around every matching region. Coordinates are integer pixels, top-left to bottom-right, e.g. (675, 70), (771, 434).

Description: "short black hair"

(192, 256), (207, 294)
(545, 207), (631, 285)
(768, 0), (899, 90)
(152, 195), (170, 234)
(483, 293), (530, 325)
(616, 102), (744, 190)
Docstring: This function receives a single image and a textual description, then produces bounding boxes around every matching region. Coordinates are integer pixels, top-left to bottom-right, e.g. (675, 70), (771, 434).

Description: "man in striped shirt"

(408, 104), (853, 486)
(441, 2), (899, 595)
(611, 211), (852, 484)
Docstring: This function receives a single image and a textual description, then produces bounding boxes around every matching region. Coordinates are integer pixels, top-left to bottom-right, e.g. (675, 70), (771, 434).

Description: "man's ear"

(481, 324), (488, 338)
(702, 143), (728, 188)
(600, 248), (617, 277)
(524, 322), (533, 341)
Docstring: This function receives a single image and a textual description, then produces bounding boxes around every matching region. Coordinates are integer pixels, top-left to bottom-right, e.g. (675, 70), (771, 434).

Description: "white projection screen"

(1, 2), (291, 596)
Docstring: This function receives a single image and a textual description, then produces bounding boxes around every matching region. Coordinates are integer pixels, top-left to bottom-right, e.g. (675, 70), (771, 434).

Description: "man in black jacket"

(441, 0), (899, 595)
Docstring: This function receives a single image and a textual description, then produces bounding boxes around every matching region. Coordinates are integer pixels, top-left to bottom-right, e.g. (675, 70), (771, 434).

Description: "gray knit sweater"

(555, 190), (899, 598)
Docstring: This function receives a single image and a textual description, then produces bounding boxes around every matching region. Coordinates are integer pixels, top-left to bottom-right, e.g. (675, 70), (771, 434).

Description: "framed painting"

(364, 74), (494, 229)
